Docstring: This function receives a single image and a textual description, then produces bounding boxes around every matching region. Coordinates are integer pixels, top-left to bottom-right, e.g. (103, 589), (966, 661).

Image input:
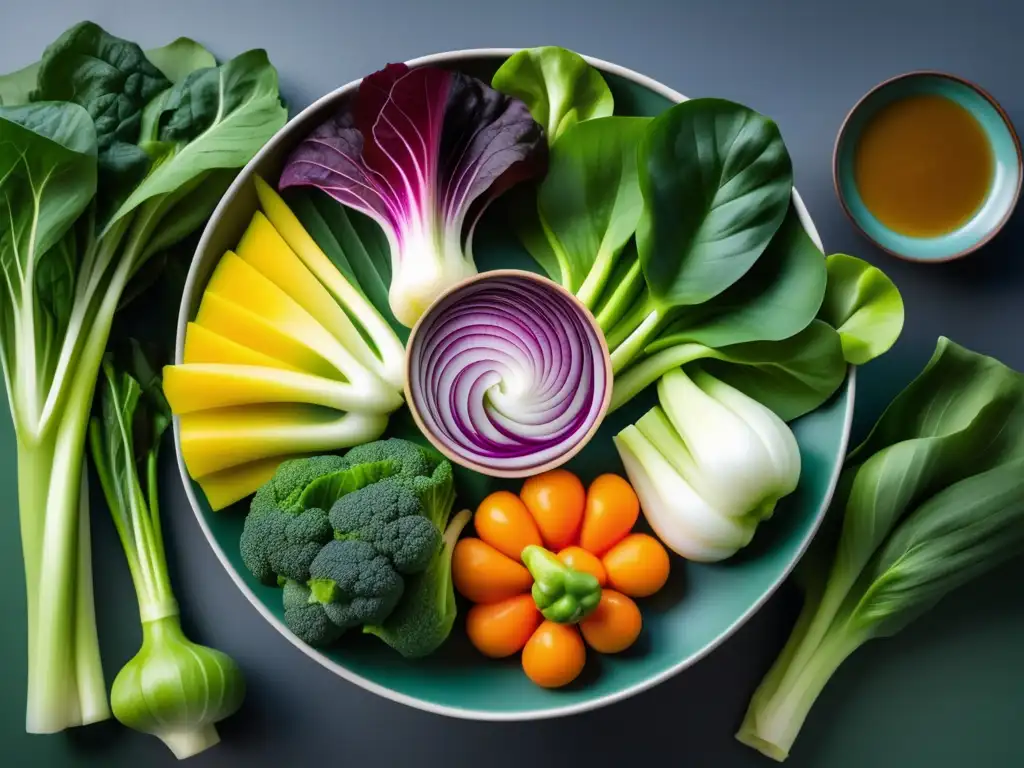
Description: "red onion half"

(406, 270), (612, 477)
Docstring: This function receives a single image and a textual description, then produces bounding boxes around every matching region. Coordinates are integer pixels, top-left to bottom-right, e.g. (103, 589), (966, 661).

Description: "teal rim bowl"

(834, 71), (1022, 262)
(173, 48), (854, 721)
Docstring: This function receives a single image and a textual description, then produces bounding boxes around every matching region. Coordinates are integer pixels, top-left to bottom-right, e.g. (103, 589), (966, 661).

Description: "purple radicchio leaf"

(279, 63), (546, 327)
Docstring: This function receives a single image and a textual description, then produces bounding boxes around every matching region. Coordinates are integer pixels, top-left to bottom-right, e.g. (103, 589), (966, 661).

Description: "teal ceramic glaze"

(835, 72), (1021, 261)
(173, 50), (854, 720)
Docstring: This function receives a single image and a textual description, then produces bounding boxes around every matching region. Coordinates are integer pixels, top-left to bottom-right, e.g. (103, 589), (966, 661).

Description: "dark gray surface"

(2, 1), (1022, 766)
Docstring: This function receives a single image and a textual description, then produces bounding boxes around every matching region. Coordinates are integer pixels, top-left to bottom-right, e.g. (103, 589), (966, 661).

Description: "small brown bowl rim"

(403, 268), (614, 479)
(832, 70), (1022, 263)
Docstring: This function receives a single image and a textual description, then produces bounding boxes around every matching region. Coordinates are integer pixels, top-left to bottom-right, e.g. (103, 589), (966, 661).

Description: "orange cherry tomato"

(521, 621), (586, 689)
(602, 533), (670, 598)
(520, 469), (586, 551)
(466, 595), (542, 658)
(580, 590), (642, 653)
(474, 491), (543, 561)
(452, 538), (535, 604)
(557, 546), (607, 587)
(580, 473), (640, 555)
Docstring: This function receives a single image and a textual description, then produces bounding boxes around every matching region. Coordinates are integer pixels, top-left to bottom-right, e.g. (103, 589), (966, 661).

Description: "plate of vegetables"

(164, 47), (903, 720)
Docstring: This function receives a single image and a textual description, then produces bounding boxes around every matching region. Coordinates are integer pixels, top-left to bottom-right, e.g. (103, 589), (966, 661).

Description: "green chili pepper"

(522, 545), (601, 624)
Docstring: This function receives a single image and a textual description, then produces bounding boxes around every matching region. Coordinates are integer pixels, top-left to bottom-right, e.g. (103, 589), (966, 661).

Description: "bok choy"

(90, 345), (245, 759)
(0, 22), (285, 732)
(737, 338), (1024, 761)
(615, 366), (801, 561)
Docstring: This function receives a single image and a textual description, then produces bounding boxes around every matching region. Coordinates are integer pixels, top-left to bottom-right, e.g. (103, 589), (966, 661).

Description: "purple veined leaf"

(280, 63), (546, 327)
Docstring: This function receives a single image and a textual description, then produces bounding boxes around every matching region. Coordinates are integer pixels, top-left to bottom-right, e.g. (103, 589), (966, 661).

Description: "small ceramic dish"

(404, 269), (613, 479)
(834, 71), (1021, 262)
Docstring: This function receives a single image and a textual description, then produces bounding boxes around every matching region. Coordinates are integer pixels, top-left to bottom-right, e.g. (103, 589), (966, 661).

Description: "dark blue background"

(2, 1), (1021, 765)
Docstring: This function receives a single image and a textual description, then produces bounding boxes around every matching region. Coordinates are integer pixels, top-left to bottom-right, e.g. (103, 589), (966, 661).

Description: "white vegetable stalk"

(614, 367), (800, 561)
(385, 218), (478, 328)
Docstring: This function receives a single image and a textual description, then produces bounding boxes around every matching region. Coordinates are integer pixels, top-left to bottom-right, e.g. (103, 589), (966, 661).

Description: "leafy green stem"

(35, 215), (132, 437)
(27, 232), (140, 732)
(576, 246), (618, 310)
(594, 259), (644, 332)
(737, 623), (866, 761)
(608, 303), (665, 375)
(73, 472), (108, 725)
(609, 341), (708, 412)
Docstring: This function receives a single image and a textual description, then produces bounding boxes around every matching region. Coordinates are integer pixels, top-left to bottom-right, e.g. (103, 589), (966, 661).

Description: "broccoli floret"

(365, 509), (471, 658)
(329, 479), (441, 575)
(239, 455), (396, 586)
(241, 505), (333, 585)
(405, 459), (456, 531)
(282, 579), (344, 647)
(342, 438), (436, 479)
(260, 455), (351, 513)
(307, 540), (404, 630)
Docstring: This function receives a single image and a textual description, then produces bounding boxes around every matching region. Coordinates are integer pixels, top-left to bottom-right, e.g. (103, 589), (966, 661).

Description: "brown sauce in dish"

(854, 93), (993, 237)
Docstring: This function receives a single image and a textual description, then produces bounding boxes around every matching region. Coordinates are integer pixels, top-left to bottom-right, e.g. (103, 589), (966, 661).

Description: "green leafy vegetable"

(737, 338), (1024, 761)
(89, 346), (245, 760)
(110, 47), (286, 223)
(0, 21), (285, 733)
(287, 188), (400, 334)
(492, 45), (614, 144)
(0, 101), (105, 732)
(637, 98), (793, 306)
(612, 321), (846, 420)
(817, 253), (905, 364)
(144, 37), (217, 83)
(640, 206), (826, 352)
(0, 60), (39, 106)
(534, 116), (650, 309)
(701, 322), (847, 421)
(493, 46), (901, 430)
(577, 99), (803, 396)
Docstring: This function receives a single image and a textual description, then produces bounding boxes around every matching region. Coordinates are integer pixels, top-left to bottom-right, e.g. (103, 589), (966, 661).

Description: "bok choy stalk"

(737, 338), (1024, 761)
(0, 22), (285, 732)
(90, 345), (245, 759)
(614, 366), (800, 562)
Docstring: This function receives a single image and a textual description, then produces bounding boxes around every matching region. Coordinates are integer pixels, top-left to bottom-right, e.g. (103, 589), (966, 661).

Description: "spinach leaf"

(139, 37), (219, 143)
(0, 60), (39, 106)
(144, 38), (216, 84)
(0, 33), (209, 114)
(492, 46), (613, 144)
(817, 253), (904, 365)
(647, 204), (826, 349)
(535, 116), (650, 305)
(109, 49), (287, 226)
(637, 98), (793, 308)
(34, 21), (170, 192)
